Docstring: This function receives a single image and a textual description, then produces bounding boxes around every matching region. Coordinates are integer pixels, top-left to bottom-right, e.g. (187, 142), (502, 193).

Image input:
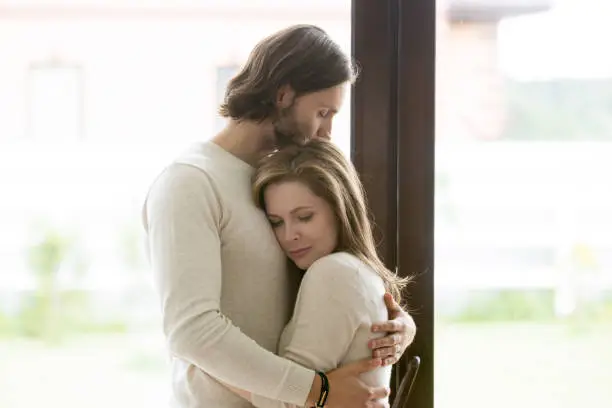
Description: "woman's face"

(263, 180), (338, 270)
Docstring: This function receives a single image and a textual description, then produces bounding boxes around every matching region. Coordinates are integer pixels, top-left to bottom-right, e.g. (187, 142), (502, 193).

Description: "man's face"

(273, 83), (347, 146)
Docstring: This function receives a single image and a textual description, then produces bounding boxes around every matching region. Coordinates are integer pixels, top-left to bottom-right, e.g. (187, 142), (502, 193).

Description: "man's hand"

(369, 293), (417, 365)
(320, 358), (390, 408)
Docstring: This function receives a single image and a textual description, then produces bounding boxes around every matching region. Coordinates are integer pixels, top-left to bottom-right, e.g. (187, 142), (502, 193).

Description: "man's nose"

(316, 127), (331, 140)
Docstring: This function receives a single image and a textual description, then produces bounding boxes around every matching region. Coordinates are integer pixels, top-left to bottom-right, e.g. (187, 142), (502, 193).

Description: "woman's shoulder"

(307, 251), (364, 278)
(304, 252), (384, 295)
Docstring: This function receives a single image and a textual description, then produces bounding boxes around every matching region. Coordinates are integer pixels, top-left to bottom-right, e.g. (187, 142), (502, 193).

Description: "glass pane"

(26, 64), (83, 142)
(435, 1), (612, 407)
(0, 3), (351, 407)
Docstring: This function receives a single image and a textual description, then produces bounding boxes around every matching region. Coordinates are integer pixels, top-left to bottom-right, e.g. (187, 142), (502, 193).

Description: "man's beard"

(273, 105), (309, 148)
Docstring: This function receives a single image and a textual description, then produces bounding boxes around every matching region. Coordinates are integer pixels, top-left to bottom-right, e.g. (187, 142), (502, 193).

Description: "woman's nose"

(284, 224), (300, 241)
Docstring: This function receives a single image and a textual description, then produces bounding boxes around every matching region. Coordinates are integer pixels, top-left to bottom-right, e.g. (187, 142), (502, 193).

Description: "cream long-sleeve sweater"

(251, 252), (392, 408)
(143, 141), (314, 408)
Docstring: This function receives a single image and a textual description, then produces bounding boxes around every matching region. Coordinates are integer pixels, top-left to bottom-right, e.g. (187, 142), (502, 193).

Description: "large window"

(26, 61), (84, 142)
(434, 1), (612, 407)
(355, 2), (612, 407)
(6, 2), (608, 408)
(0, 2), (351, 407)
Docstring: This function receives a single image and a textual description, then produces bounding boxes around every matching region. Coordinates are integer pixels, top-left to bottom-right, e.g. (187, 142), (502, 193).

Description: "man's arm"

(143, 164), (314, 405)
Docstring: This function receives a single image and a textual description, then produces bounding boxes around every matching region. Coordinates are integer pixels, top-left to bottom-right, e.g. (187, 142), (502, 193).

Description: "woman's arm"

(223, 254), (373, 408)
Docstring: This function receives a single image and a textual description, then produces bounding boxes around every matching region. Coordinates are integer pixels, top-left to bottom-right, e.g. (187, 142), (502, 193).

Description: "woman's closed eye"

(297, 213), (313, 222)
(268, 218), (283, 228)
(268, 213), (313, 228)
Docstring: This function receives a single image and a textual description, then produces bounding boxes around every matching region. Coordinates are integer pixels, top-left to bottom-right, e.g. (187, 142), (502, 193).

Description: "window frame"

(353, 1), (435, 407)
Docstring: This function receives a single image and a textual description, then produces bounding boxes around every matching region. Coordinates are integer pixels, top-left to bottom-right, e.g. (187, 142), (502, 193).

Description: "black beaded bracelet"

(315, 370), (329, 407)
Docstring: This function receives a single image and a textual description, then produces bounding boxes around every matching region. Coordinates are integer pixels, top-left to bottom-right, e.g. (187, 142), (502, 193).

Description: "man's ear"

(276, 85), (296, 109)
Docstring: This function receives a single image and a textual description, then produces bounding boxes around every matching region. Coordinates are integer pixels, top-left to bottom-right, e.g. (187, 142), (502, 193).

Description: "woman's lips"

(289, 247), (311, 259)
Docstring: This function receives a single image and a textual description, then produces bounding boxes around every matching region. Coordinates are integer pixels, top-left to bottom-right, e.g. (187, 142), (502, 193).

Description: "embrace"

(143, 24), (417, 408)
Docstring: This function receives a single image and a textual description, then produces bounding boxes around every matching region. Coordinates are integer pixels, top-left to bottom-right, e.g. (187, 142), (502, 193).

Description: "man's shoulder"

(174, 142), (218, 174)
(142, 159), (225, 232)
(142, 141), (248, 224)
(144, 144), (224, 212)
(148, 142), (229, 194)
(149, 162), (213, 196)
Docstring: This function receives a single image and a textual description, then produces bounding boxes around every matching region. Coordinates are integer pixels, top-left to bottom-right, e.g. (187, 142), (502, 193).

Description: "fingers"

(372, 320), (405, 334)
(382, 354), (400, 366)
(404, 314), (417, 346)
(372, 343), (402, 366)
(369, 386), (390, 401)
(383, 292), (402, 314)
(369, 333), (402, 350)
(372, 344), (402, 359)
(369, 398), (391, 408)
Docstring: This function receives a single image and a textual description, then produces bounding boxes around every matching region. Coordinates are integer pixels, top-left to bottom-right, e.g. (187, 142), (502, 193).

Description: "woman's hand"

(369, 293), (416, 365)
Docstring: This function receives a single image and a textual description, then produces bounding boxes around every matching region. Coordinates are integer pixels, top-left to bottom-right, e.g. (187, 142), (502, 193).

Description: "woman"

(223, 139), (412, 408)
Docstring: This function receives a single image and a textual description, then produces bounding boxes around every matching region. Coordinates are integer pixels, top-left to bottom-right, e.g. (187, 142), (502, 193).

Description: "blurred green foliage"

(446, 289), (612, 323)
(1, 221), (130, 343)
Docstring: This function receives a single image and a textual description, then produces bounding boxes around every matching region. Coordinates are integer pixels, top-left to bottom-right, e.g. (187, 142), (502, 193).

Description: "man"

(143, 25), (416, 408)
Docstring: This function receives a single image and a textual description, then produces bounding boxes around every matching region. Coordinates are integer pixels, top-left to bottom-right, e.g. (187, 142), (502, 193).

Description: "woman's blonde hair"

(252, 139), (411, 304)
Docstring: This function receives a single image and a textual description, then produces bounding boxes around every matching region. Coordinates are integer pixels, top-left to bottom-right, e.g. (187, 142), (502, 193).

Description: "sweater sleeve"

(143, 164), (314, 406)
(251, 255), (368, 408)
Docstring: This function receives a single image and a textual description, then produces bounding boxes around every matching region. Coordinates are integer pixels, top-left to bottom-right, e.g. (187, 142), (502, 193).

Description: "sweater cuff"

(253, 364), (315, 408)
(280, 363), (315, 405)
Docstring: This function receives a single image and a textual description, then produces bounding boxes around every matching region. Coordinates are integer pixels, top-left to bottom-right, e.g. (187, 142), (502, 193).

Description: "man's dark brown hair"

(219, 24), (358, 122)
